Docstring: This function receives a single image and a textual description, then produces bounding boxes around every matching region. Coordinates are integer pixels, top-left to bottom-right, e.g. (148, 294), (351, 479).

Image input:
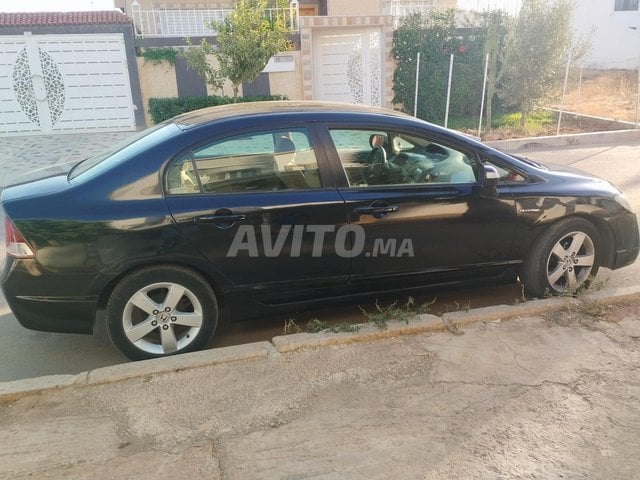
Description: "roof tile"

(0, 11), (131, 27)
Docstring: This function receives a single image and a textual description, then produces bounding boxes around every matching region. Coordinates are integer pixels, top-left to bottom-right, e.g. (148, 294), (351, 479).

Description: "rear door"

(165, 125), (349, 304)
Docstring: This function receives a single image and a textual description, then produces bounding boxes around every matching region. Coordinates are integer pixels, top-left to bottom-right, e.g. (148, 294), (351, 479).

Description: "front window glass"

(166, 128), (321, 194)
(329, 128), (478, 187)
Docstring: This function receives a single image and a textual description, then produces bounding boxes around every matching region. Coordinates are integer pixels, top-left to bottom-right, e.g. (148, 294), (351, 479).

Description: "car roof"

(172, 101), (412, 128)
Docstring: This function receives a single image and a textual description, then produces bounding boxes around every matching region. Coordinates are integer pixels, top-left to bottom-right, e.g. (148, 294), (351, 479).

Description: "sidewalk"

(1, 289), (639, 479)
(0, 131), (134, 188)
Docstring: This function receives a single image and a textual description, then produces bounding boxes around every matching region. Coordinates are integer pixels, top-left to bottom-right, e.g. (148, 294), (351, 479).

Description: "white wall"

(573, 0), (640, 69)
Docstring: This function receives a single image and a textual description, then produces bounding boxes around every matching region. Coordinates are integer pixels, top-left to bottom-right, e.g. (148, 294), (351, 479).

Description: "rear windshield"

(68, 123), (179, 181)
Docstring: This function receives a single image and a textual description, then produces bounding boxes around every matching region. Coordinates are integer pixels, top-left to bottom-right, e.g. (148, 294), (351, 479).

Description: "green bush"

(393, 10), (487, 125)
(139, 47), (179, 66)
(148, 94), (288, 124)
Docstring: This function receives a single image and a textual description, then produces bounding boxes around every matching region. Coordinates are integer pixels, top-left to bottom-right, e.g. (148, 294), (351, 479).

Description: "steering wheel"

(424, 143), (449, 162)
(364, 147), (389, 184)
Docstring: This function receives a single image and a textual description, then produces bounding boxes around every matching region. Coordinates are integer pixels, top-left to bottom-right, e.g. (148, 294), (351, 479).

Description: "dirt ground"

(563, 69), (639, 123)
(482, 69), (639, 140)
(1, 299), (639, 479)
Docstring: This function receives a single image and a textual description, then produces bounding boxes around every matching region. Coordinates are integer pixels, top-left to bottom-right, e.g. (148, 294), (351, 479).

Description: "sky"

(0, 0), (115, 12)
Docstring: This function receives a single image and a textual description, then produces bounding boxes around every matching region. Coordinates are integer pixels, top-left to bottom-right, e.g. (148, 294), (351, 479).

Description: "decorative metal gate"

(0, 33), (136, 135)
(313, 27), (382, 107)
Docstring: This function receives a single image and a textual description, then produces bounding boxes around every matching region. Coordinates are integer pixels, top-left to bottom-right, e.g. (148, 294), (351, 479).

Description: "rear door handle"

(353, 205), (398, 219)
(194, 212), (246, 229)
(194, 214), (246, 223)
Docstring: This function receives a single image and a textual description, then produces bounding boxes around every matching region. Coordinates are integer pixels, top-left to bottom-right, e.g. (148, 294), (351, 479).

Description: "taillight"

(5, 218), (35, 259)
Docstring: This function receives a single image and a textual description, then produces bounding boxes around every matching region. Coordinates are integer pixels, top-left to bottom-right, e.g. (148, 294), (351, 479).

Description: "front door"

(324, 126), (517, 293)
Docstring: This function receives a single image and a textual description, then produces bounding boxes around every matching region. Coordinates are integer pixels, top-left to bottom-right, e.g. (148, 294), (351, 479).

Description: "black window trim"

(163, 122), (336, 196)
(317, 121), (485, 190)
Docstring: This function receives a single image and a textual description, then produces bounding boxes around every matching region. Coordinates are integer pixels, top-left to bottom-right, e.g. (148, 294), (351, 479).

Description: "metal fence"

(131, 5), (300, 37)
(409, 49), (640, 136)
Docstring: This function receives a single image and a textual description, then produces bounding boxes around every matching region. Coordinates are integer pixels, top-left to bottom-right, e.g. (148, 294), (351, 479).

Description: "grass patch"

(360, 297), (436, 331)
(292, 318), (362, 334)
(449, 110), (555, 138)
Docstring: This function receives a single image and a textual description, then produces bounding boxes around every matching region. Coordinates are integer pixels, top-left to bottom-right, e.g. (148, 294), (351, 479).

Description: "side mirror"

(481, 164), (500, 197)
(483, 164), (500, 188)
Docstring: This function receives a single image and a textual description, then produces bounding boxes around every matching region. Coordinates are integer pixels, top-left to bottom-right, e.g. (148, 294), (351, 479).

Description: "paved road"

(3, 303), (640, 479)
(0, 139), (639, 382)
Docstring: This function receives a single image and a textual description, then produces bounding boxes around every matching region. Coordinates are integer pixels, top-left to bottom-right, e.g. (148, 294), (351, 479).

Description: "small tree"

(480, 10), (511, 131)
(180, 38), (225, 94)
(497, 0), (579, 126)
(181, 0), (289, 102)
(213, 0), (289, 101)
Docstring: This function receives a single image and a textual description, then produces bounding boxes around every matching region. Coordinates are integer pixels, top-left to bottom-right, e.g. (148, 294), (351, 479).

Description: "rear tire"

(522, 218), (601, 297)
(106, 265), (218, 361)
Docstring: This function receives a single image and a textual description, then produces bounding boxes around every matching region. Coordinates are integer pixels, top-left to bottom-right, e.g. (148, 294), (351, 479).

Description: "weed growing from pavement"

(304, 318), (361, 334)
(576, 300), (606, 319)
(539, 277), (610, 323)
(359, 297), (437, 330)
(441, 299), (471, 314)
(306, 319), (329, 333)
(283, 318), (302, 335)
(540, 276), (607, 300)
(329, 322), (360, 333)
(283, 318), (362, 335)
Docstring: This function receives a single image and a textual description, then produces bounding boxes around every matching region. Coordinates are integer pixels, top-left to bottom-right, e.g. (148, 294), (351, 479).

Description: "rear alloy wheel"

(106, 266), (218, 360)
(522, 218), (600, 297)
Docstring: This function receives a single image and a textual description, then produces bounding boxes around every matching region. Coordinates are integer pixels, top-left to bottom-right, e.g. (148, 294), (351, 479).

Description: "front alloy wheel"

(545, 231), (595, 293)
(522, 218), (601, 297)
(106, 266), (218, 360)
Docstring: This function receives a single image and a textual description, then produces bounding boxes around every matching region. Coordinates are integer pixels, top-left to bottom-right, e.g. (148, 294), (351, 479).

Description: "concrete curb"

(2, 286), (639, 402)
(485, 128), (640, 153)
(0, 341), (275, 402)
(272, 313), (443, 353)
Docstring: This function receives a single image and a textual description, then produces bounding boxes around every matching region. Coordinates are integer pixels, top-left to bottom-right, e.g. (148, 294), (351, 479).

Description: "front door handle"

(353, 204), (399, 219)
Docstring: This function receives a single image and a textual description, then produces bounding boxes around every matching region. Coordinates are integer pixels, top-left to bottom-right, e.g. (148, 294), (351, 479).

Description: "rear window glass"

(68, 123), (178, 181)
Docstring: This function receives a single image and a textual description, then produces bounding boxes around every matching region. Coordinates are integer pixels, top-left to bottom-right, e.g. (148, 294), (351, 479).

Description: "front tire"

(106, 266), (218, 360)
(522, 218), (601, 297)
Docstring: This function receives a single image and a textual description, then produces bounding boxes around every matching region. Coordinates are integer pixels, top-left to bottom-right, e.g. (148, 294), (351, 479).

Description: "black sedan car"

(2, 101), (638, 360)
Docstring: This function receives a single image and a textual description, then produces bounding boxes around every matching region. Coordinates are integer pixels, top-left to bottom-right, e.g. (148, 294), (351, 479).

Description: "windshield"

(510, 154), (548, 170)
(68, 123), (178, 181)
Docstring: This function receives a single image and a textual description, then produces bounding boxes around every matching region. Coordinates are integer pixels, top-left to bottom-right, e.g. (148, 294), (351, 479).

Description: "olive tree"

(497, 0), (582, 126)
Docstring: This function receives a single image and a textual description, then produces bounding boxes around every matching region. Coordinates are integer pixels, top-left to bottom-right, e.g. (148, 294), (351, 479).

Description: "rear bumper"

(1, 259), (98, 334)
(3, 292), (96, 334)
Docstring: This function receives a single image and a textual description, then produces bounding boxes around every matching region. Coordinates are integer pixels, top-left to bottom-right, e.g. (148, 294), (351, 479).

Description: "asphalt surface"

(2, 298), (640, 479)
(0, 137), (639, 382)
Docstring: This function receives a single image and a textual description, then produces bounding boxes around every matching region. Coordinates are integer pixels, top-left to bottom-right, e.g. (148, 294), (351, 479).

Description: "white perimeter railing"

(131, 3), (300, 37)
(456, 0), (522, 16)
(383, 0), (521, 22)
